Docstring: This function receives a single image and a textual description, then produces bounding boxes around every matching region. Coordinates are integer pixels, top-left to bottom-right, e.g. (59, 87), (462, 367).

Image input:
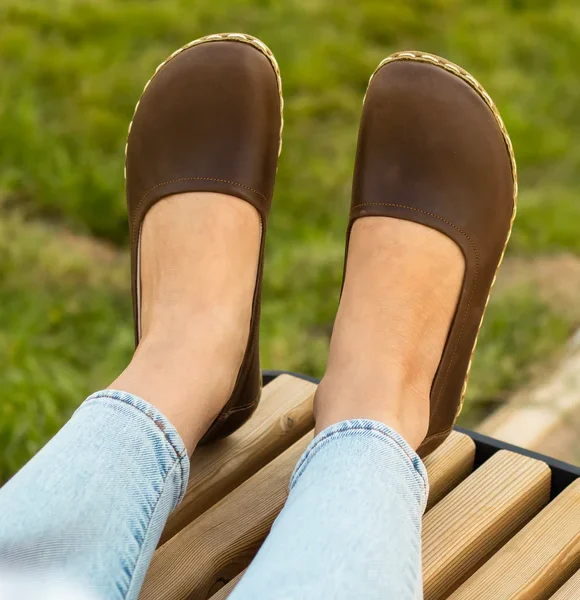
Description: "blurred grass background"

(1, 0), (579, 483)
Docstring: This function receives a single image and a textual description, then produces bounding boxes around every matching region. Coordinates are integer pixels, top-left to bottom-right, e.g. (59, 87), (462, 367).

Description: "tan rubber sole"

(367, 51), (518, 425)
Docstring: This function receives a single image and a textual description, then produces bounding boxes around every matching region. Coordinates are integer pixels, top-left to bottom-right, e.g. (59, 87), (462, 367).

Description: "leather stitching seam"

(131, 177), (268, 236)
(420, 427), (454, 447)
(225, 400), (259, 414)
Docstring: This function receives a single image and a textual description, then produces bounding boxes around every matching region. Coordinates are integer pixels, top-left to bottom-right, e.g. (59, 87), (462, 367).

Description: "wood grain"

(144, 428), (485, 600)
(424, 430), (476, 510)
(140, 433), (313, 600)
(423, 450), (551, 600)
(549, 569), (580, 600)
(209, 570), (245, 600)
(450, 479), (580, 600)
(160, 374), (316, 544)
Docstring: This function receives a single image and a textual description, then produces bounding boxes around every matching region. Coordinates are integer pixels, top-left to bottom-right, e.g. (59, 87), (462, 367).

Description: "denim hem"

(124, 456), (185, 600)
(78, 389), (190, 502)
(290, 419), (429, 507)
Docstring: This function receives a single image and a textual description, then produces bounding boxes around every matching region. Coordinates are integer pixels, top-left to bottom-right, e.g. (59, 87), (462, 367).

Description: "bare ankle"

(314, 369), (430, 449)
(110, 192), (260, 453)
(313, 217), (463, 451)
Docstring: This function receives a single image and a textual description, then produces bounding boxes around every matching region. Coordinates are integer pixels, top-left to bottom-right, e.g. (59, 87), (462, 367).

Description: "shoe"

(348, 51), (517, 457)
(125, 33), (283, 443)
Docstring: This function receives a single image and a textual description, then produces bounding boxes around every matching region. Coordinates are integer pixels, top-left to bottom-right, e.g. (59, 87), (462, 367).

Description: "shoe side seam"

(211, 400), (258, 424)
(420, 427), (454, 447)
(227, 400), (259, 413)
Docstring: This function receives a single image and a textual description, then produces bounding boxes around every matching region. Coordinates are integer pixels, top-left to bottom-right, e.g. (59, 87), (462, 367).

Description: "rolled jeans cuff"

(290, 419), (429, 513)
(80, 389), (190, 508)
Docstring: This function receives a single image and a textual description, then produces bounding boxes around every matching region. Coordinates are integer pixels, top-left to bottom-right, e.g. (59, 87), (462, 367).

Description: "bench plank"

(549, 570), (580, 600)
(160, 374), (316, 544)
(147, 428), (477, 600)
(423, 450), (551, 600)
(206, 431), (477, 600)
(140, 434), (313, 600)
(210, 571), (245, 600)
(205, 431), (475, 599)
(449, 479), (580, 600)
(424, 430), (476, 510)
(214, 470), (570, 600)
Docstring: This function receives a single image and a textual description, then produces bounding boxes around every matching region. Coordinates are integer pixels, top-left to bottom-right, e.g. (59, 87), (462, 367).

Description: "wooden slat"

(423, 450), (551, 600)
(140, 433), (313, 600)
(210, 444), (537, 600)
(160, 374), (316, 544)
(205, 432), (475, 600)
(147, 427), (481, 600)
(210, 571), (245, 600)
(449, 479), (580, 600)
(424, 430), (476, 510)
(206, 432), (475, 600)
(549, 570), (580, 600)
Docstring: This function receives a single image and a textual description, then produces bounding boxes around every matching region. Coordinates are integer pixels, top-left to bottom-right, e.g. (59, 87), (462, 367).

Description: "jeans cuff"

(291, 419), (429, 509)
(78, 389), (190, 504)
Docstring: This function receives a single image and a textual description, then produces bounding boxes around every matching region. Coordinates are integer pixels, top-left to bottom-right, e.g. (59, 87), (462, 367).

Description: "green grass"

(1, 0), (579, 481)
(0, 210), (133, 482)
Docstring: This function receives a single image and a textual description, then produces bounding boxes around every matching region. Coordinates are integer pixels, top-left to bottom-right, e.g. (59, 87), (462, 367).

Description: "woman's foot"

(314, 217), (464, 450)
(112, 192), (260, 453)
(315, 52), (515, 454)
(113, 34), (282, 453)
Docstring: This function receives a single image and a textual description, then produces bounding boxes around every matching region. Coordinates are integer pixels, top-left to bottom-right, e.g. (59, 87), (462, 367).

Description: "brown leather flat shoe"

(125, 33), (283, 443)
(349, 51), (517, 457)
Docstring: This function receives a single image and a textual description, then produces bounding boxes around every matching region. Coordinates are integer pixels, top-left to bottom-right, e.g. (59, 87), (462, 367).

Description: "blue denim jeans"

(0, 390), (428, 599)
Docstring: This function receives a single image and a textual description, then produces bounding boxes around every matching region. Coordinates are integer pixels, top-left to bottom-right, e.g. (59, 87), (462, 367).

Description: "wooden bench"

(139, 373), (580, 600)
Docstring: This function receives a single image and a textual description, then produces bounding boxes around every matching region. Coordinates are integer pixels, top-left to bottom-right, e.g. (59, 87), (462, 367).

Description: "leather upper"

(350, 56), (516, 456)
(125, 37), (282, 442)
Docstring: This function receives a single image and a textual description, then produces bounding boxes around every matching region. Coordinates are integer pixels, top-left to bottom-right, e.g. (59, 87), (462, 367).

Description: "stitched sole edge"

(125, 33), (283, 340)
(368, 51), (518, 430)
